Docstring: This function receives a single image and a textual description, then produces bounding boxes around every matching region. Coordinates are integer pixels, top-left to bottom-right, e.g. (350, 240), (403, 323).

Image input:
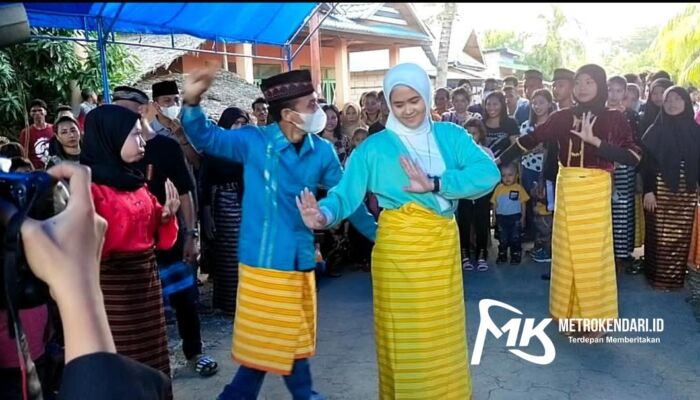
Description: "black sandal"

(191, 354), (218, 377)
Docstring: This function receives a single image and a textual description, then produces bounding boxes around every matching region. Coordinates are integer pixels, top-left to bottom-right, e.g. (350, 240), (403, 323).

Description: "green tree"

(77, 33), (140, 92)
(653, 5), (700, 86)
(523, 5), (586, 79)
(600, 26), (659, 76)
(0, 29), (139, 139)
(482, 30), (529, 52)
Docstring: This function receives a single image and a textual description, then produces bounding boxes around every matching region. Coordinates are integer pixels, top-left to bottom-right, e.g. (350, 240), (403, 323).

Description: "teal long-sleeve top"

(319, 122), (500, 225)
(181, 104), (377, 271)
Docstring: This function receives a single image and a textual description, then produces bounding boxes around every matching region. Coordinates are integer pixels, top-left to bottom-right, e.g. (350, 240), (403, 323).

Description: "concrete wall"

(348, 71), (438, 105)
(180, 42), (338, 80)
(348, 70), (386, 104)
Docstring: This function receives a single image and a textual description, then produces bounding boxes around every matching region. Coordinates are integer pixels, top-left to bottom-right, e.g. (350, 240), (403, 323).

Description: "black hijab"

(640, 78), (674, 135)
(642, 86), (700, 193)
(80, 104), (145, 191)
(573, 64), (608, 117)
(218, 107), (249, 129)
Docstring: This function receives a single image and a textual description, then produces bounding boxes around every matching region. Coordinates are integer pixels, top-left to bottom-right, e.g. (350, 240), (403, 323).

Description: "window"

(299, 66), (335, 80)
(254, 64), (282, 80)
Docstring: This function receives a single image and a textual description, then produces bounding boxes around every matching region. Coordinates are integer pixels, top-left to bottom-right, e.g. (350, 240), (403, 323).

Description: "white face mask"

(291, 107), (327, 133)
(161, 105), (181, 120)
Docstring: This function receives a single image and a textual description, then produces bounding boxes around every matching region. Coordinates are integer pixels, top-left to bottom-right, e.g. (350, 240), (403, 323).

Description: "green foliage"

(0, 28), (79, 138)
(522, 5), (586, 79)
(479, 6), (585, 80)
(77, 33), (139, 91)
(600, 27), (659, 77)
(0, 29), (139, 140)
(482, 30), (529, 52)
(653, 5), (700, 86)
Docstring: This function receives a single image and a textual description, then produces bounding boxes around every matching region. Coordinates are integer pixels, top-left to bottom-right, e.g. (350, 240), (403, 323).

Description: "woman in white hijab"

(297, 63), (500, 399)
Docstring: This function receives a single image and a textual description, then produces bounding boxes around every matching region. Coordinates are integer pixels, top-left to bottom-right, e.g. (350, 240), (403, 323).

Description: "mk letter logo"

(471, 299), (556, 365)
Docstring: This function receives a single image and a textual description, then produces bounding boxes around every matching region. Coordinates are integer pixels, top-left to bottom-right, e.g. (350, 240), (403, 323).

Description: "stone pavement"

(171, 259), (700, 400)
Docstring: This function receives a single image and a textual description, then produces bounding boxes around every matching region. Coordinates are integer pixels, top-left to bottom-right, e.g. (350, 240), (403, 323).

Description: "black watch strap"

(431, 176), (440, 193)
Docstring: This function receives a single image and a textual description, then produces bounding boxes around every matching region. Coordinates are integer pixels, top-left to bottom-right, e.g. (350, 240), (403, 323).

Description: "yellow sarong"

(634, 193), (645, 248)
(550, 167), (618, 319)
(231, 264), (316, 375)
(372, 203), (471, 400)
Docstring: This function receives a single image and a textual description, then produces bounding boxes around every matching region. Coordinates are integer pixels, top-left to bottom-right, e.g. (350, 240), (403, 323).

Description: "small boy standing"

(491, 163), (529, 265)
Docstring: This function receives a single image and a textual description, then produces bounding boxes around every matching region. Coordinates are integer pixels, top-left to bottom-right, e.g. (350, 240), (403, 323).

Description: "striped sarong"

(372, 202), (470, 400)
(689, 203), (700, 268)
(231, 264), (316, 375)
(612, 164), (636, 258)
(101, 250), (171, 376)
(644, 167), (696, 289)
(210, 185), (242, 314)
(634, 193), (645, 248)
(550, 167), (618, 319)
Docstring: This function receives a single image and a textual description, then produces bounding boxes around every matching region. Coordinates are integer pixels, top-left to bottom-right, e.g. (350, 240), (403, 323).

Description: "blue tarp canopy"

(23, 2), (318, 46)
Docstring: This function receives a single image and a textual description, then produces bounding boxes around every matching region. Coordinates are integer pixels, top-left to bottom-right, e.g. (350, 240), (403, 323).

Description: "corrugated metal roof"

(498, 60), (531, 71)
(322, 16), (431, 43)
(336, 3), (382, 19)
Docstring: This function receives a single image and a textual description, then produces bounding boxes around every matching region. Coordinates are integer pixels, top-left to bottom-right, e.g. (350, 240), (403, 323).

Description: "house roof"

(134, 70), (263, 120)
(121, 34), (207, 83)
(483, 47), (525, 58)
(417, 13), (486, 71)
(461, 30), (485, 65)
(319, 3), (432, 45)
(336, 3), (382, 19)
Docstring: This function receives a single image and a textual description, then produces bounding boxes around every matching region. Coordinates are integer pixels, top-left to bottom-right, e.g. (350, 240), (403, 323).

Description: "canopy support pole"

(96, 18), (110, 103)
(290, 2), (336, 61)
(285, 45), (293, 71)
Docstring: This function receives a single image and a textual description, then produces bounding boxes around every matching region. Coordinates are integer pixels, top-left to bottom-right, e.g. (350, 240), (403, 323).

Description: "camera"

(0, 171), (58, 310)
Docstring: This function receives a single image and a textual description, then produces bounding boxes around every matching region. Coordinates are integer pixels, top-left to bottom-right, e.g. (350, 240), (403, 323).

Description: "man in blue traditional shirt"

(181, 66), (376, 400)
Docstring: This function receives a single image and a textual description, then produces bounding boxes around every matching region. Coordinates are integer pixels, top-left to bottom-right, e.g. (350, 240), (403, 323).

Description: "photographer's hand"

(0, 163), (115, 363)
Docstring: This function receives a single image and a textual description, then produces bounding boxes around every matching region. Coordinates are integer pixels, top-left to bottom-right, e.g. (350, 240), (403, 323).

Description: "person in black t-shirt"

(482, 91), (520, 158)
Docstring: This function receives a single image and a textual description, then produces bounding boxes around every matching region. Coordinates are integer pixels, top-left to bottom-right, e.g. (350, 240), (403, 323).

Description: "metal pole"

(286, 2), (324, 46)
(32, 34), (290, 62)
(96, 18), (111, 103)
(221, 40), (229, 71)
(285, 44), (293, 71)
(290, 2), (337, 60)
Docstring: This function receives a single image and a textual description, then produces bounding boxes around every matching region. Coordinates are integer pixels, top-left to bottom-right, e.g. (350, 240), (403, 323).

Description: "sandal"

(463, 258), (474, 271)
(190, 354), (218, 377)
(476, 259), (489, 272)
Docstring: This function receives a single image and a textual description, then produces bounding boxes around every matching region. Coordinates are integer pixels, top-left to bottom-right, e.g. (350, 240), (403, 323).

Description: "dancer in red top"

(80, 105), (180, 390)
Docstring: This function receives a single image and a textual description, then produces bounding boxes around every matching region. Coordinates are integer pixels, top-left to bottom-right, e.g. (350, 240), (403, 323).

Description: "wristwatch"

(185, 228), (200, 239)
(430, 176), (440, 193)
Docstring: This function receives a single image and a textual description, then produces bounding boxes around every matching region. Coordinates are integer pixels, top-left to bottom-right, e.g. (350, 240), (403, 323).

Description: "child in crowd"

(459, 118), (494, 271)
(491, 162), (529, 265)
(350, 127), (368, 151)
